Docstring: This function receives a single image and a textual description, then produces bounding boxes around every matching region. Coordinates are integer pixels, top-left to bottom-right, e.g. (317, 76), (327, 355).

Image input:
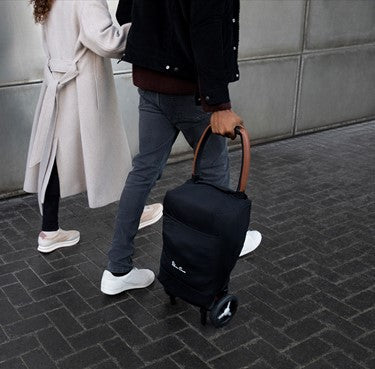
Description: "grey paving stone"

(79, 305), (123, 329)
(0, 327), (7, 345)
(91, 361), (119, 369)
(213, 325), (256, 352)
(171, 348), (211, 369)
(110, 316), (150, 347)
(247, 283), (289, 309)
(0, 336), (39, 362)
(26, 255), (54, 275)
(69, 325), (116, 352)
(144, 358), (180, 369)
(37, 326), (73, 361)
(17, 296), (61, 319)
(248, 360), (273, 369)
(57, 290), (93, 316)
(176, 328), (221, 361)
(142, 316), (188, 340)
(0, 273), (17, 287)
(2, 249), (36, 264)
(320, 330), (371, 362)
(22, 348), (58, 369)
(0, 299), (22, 326)
(67, 274), (99, 299)
(279, 267), (312, 285)
(40, 266), (80, 284)
(278, 281), (318, 301)
(57, 346), (109, 369)
(304, 359), (334, 369)
(116, 298), (157, 328)
(251, 318), (293, 350)
(248, 339), (298, 369)
(2, 283), (33, 307)
(358, 331), (375, 351)
(0, 261), (27, 276)
(279, 299), (320, 321)
(285, 337), (330, 365)
(209, 346), (258, 369)
(284, 317), (325, 342)
(338, 275), (374, 295)
(0, 357), (28, 369)
(325, 351), (367, 369)
(248, 300), (289, 328)
(4, 314), (50, 339)
(313, 292), (358, 318)
(15, 268), (44, 290)
(102, 337), (144, 369)
(31, 281), (72, 301)
(345, 290), (375, 311)
(352, 309), (375, 331)
(137, 336), (184, 363)
(316, 310), (365, 339)
(47, 308), (83, 337)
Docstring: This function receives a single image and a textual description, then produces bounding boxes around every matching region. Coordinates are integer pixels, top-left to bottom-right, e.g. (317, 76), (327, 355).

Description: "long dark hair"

(30, 0), (54, 24)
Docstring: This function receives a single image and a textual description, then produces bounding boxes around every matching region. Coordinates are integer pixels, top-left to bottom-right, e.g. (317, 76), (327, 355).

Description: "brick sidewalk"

(0, 122), (374, 369)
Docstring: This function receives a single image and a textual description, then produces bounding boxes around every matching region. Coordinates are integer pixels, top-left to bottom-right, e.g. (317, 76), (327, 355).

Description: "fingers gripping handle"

(192, 125), (251, 193)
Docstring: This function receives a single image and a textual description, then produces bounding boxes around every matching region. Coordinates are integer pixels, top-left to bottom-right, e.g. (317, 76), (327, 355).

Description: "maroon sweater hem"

(133, 65), (231, 112)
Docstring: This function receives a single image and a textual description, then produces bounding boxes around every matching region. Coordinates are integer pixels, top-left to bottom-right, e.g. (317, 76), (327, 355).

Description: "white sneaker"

(37, 228), (80, 253)
(239, 230), (262, 257)
(139, 203), (163, 230)
(100, 268), (155, 295)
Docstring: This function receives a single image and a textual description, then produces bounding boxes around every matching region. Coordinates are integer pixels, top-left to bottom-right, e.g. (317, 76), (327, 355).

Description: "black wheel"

(209, 294), (238, 328)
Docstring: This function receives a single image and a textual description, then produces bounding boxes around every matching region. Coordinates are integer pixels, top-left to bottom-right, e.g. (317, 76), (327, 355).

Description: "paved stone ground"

(0, 122), (374, 369)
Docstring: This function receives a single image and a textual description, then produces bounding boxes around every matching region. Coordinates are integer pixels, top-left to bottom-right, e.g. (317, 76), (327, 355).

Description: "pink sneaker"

(37, 229), (80, 253)
(139, 203), (163, 230)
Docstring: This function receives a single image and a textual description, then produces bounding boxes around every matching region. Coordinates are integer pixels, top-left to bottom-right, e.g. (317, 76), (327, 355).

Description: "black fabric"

(158, 179), (251, 309)
(116, 0), (240, 107)
(42, 162), (60, 232)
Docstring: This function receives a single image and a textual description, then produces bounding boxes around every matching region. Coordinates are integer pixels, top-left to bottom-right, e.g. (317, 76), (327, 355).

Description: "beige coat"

(24, 0), (132, 211)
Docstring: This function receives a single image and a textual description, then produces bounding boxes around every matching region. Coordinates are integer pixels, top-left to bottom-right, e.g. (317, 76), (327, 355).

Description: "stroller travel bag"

(158, 125), (251, 327)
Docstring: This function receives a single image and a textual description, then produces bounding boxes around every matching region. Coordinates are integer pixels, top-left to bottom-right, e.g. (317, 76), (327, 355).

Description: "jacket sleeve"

(116, 0), (133, 25)
(189, 0), (230, 107)
(79, 0), (131, 59)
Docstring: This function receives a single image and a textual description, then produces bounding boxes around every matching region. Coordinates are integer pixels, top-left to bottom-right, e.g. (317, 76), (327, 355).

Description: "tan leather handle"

(192, 125), (251, 193)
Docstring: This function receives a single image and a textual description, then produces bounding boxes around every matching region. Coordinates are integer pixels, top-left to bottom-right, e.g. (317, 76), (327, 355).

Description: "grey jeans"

(108, 89), (230, 273)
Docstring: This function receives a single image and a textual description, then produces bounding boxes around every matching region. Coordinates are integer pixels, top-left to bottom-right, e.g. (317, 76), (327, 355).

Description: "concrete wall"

(0, 0), (375, 196)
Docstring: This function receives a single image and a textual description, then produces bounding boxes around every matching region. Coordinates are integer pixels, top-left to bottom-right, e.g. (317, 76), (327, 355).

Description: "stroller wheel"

(209, 294), (238, 328)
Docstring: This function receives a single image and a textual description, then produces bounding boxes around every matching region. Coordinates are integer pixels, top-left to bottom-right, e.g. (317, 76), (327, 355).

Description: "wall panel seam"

(293, 0), (310, 135)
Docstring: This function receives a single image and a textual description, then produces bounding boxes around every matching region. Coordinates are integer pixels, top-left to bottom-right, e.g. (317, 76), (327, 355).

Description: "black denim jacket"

(116, 0), (240, 107)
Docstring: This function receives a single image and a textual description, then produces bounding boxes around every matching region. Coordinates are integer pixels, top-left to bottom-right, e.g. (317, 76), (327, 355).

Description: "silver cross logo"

(218, 302), (232, 320)
(172, 261), (186, 274)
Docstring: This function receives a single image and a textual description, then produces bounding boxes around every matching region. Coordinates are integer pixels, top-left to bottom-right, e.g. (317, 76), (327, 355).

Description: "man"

(101, 0), (262, 295)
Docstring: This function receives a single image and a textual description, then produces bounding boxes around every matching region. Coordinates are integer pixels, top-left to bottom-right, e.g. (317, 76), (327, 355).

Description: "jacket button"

(236, 74), (239, 78)
(232, 18), (236, 23)
(205, 96), (210, 101)
(174, 67), (179, 72)
(233, 46), (237, 50)
(166, 65), (170, 70)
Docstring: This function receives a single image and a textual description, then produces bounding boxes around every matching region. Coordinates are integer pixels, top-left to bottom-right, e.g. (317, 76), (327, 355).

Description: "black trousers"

(42, 162), (60, 231)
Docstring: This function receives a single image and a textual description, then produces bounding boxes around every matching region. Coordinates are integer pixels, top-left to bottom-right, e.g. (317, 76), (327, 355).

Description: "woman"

(24, 0), (162, 253)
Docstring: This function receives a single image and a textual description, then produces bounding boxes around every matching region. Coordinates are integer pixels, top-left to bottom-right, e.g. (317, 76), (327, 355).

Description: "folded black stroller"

(158, 125), (251, 327)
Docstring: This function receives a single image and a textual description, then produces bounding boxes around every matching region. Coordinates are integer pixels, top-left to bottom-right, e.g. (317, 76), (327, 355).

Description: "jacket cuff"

(201, 100), (232, 112)
(199, 85), (230, 106)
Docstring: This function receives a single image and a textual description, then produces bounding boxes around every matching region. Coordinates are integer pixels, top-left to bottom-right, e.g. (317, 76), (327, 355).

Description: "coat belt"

(28, 58), (80, 168)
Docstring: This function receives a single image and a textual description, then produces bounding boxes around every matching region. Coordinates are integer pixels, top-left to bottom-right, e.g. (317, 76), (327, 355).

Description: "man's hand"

(210, 110), (243, 139)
